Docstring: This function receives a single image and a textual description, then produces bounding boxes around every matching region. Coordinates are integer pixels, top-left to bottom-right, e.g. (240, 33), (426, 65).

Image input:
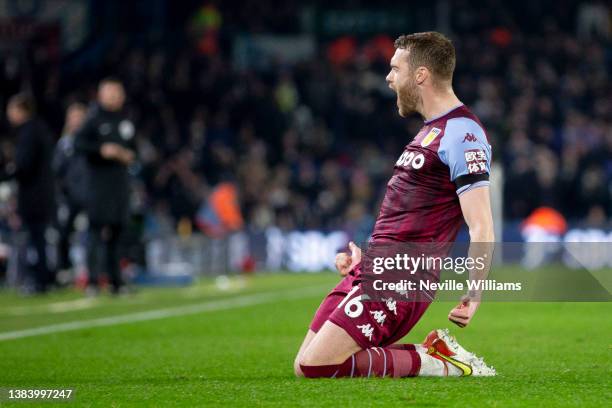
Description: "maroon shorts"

(309, 269), (431, 349)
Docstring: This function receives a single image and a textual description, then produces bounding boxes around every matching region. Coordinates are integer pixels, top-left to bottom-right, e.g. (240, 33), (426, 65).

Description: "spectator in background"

(53, 102), (88, 279)
(0, 1), (610, 240)
(74, 79), (136, 295)
(2, 94), (56, 293)
(577, 1), (611, 40)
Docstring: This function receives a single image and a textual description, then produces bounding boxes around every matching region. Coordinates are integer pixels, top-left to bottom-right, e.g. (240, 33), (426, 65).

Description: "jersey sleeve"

(437, 117), (492, 195)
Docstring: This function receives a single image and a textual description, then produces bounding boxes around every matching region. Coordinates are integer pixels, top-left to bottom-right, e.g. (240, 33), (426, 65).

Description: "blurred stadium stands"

(0, 0), (610, 280)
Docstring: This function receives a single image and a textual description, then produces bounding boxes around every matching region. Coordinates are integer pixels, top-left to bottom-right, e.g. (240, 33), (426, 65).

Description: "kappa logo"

(421, 127), (442, 147)
(383, 297), (397, 315)
(357, 324), (374, 341)
(370, 310), (387, 326)
(463, 133), (477, 143)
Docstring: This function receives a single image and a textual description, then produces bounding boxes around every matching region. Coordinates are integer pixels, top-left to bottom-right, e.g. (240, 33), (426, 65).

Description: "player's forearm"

(466, 224), (494, 300)
(468, 221), (494, 243)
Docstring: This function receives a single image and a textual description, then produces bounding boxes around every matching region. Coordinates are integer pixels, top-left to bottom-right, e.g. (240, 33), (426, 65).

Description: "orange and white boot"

(422, 329), (496, 377)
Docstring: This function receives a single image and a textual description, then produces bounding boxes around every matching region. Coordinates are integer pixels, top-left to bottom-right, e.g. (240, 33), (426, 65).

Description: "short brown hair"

(99, 76), (124, 88)
(394, 32), (456, 82)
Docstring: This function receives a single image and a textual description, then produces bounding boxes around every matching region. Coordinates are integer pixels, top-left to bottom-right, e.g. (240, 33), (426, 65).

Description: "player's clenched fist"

(335, 241), (361, 276)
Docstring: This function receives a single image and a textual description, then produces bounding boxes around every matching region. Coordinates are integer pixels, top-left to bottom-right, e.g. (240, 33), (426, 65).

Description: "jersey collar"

(423, 103), (464, 124)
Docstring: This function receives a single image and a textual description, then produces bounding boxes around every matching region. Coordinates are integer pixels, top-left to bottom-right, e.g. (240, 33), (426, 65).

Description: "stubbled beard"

(397, 86), (419, 117)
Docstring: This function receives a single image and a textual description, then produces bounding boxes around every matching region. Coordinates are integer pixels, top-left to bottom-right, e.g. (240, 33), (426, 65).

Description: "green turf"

(0, 271), (610, 407)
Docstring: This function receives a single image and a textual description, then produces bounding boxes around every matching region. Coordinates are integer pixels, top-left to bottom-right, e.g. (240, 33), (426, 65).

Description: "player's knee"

(299, 343), (350, 368)
(298, 350), (329, 368)
(298, 352), (316, 368)
(293, 357), (305, 377)
(298, 350), (347, 378)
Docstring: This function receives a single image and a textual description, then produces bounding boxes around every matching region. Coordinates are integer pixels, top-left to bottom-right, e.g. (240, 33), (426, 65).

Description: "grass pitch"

(0, 271), (610, 407)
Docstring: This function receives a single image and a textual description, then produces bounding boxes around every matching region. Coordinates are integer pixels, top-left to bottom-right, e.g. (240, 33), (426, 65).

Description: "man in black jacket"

(4, 93), (56, 293)
(74, 78), (135, 295)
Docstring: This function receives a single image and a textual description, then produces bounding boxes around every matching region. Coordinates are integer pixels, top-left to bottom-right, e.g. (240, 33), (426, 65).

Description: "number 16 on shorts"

(338, 286), (364, 318)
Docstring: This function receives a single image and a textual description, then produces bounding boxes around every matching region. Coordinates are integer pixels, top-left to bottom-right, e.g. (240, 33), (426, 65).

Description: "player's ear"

(415, 67), (428, 85)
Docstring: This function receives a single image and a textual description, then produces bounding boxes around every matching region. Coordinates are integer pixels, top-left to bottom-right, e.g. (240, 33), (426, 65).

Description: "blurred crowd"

(1, 0), (611, 248)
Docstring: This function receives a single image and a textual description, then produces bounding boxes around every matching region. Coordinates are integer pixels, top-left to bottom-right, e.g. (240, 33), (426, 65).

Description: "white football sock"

(417, 352), (463, 376)
(414, 344), (428, 353)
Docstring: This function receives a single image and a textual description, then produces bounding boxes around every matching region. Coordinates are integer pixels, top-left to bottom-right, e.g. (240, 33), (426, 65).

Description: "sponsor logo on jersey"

(396, 151), (425, 169)
(464, 149), (487, 174)
(420, 127), (442, 147)
(462, 132), (477, 143)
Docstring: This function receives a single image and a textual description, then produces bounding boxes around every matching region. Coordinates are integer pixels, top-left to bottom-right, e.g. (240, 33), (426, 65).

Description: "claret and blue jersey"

(371, 104), (492, 243)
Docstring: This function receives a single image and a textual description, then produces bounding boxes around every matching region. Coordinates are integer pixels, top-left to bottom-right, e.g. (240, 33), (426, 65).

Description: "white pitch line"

(0, 285), (329, 342)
